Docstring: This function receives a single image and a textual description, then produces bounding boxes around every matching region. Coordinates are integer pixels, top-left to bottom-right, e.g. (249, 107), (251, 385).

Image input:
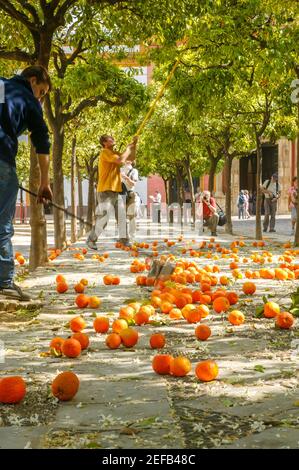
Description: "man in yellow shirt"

(87, 134), (137, 249)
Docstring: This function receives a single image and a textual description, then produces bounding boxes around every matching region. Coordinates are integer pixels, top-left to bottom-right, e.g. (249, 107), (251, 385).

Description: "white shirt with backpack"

(262, 179), (281, 199)
(121, 164), (139, 192)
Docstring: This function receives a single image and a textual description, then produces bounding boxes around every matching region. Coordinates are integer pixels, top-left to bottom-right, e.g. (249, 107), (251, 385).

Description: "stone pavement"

(0, 219), (298, 449)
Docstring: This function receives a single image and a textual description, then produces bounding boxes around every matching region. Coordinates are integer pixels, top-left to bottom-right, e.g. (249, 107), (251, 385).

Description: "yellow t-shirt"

(97, 148), (122, 193)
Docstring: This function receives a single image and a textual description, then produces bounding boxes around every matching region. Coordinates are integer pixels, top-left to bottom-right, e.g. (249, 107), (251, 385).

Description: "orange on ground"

(119, 328), (139, 348)
(152, 354), (173, 375)
(50, 337), (65, 353)
(74, 282), (85, 293)
(212, 296), (230, 313)
(169, 308), (183, 320)
(119, 306), (135, 320)
(93, 316), (109, 334)
(56, 282), (68, 294)
(149, 333), (166, 349)
(72, 332), (89, 350)
(275, 311), (294, 329)
(195, 324), (211, 341)
(88, 296), (102, 309)
(185, 308), (202, 324)
(56, 274), (66, 284)
(195, 360), (219, 382)
(228, 310), (245, 326)
(264, 301), (280, 318)
(242, 282), (256, 295)
(112, 318), (128, 334)
(170, 356), (192, 377)
(75, 294), (90, 309)
(106, 333), (122, 349)
(61, 338), (81, 358)
(0, 376), (26, 403)
(51, 371), (79, 401)
(70, 316), (86, 333)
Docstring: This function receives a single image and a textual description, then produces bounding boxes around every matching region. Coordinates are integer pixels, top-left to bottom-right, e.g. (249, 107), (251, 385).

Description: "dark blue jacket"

(0, 75), (50, 167)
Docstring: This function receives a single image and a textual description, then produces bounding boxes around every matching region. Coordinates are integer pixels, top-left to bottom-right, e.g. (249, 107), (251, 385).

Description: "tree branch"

(0, 0), (38, 31)
(179, 60), (233, 71)
(15, 0), (41, 26)
(54, 0), (77, 25)
(64, 95), (126, 122)
(0, 46), (35, 62)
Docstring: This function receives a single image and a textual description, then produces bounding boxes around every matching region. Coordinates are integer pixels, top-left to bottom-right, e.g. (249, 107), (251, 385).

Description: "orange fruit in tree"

(228, 310), (245, 326)
(195, 324), (211, 341)
(56, 274), (66, 284)
(75, 294), (89, 308)
(106, 333), (121, 349)
(275, 312), (294, 329)
(61, 338), (81, 358)
(112, 318), (128, 334)
(88, 296), (101, 309)
(119, 328), (139, 348)
(213, 296), (230, 313)
(152, 354), (173, 375)
(72, 332), (89, 350)
(70, 316), (86, 332)
(0, 376), (26, 403)
(93, 316), (109, 333)
(264, 301), (280, 318)
(51, 371), (79, 401)
(170, 357), (192, 377)
(242, 282), (256, 295)
(56, 282), (68, 293)
(50, 337), (65, 353)
(150, 333), (166, 349)
(74, 282), (85, 293)
(195, 360), (218, 382)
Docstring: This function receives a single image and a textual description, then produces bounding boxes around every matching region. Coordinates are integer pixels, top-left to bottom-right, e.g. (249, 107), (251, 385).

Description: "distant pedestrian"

(244, 190), (251, 218)
(288, 176), (298, 235)
(237, 190), (246, 219)
(149, 190), (162, 222)
(261, 172), (281, 232)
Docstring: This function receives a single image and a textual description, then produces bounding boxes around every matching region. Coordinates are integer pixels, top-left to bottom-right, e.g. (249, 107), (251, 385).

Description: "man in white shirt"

(261, 172), (281, 232)
(149, 190), (162, 222)
(121, 162), (139, 241)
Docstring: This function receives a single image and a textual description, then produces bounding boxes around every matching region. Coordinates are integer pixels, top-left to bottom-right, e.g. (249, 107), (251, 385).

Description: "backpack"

(238, 194), (245, 206)
(120, 168), (134, 196)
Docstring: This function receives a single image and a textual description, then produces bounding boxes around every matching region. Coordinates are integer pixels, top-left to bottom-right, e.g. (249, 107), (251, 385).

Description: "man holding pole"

(0, 66), (52, 301)
(86, 135), (137, 249)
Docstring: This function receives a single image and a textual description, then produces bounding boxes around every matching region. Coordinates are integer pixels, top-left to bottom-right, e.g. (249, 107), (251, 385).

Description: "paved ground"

(0, 217), (298, 449)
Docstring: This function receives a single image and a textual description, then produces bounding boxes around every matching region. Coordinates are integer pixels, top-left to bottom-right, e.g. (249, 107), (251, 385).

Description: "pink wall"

(147, 175), (166, 208)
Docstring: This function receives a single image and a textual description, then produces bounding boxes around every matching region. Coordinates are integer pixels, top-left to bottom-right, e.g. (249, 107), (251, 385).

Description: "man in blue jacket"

(0, 65), (52, 301)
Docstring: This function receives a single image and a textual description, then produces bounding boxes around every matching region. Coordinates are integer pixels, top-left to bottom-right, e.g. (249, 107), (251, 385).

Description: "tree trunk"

(163, 178), (170, 205)
(224, 154), (233, 234)
(209, 157), (218, 194)
(184, 158), (196, 224)
(77, 158), (84, 239)
(294, 103), (299, 246)
(29, 144), (48, 270)
(176, 166), (185, 207)
(70, 136), (77, 243)
(255, 133), (263, 240)
(52, 128), (66, 249)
